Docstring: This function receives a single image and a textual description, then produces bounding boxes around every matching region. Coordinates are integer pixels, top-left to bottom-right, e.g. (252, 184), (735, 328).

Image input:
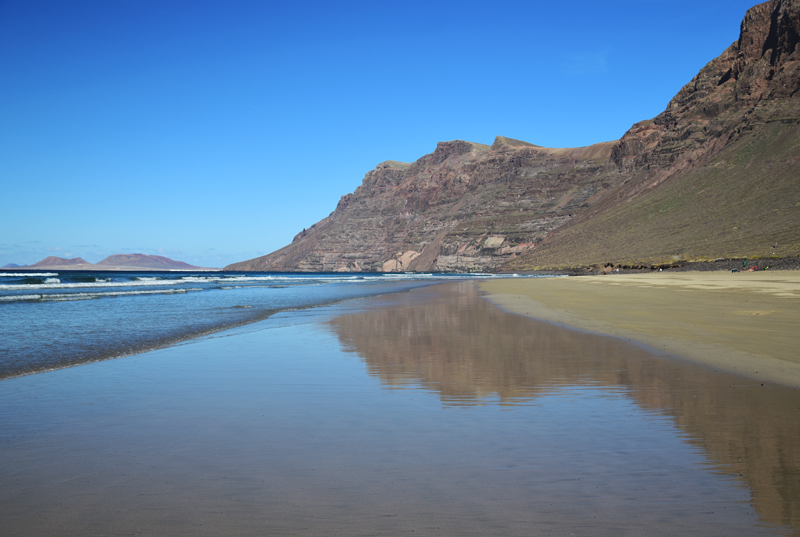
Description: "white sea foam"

(0, 272), (538, 294)
(0, 279), (176, 291)
(0, 288), (203, 302)
(0, 275), (292, 291)
(180, 275), (283, 283)
(169, 273), (478, 285)
(0, 272), (59, 277)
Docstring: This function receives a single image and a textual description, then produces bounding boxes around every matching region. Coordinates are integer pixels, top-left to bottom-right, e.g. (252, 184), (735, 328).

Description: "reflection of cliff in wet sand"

(329, 282), (800, 533)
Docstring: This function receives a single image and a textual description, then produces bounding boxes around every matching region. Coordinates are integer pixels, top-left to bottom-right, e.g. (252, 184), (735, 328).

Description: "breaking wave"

(0, 288), (203, 303)
(0, 279), (179, 291)
(0, 272), (59, 277)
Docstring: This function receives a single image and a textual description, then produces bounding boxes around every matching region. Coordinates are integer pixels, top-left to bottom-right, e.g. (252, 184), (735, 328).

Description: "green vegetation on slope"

(509, 118), (800, 270)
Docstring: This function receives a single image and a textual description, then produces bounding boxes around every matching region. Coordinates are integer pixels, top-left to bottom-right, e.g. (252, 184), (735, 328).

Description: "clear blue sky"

(1, 0), (760, 268)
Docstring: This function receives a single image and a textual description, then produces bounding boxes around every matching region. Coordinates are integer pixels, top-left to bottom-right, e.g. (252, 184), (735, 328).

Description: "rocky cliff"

(227, 0), (800, 273)
(509, 0), (800, 269)
(227, 138), (621, 272)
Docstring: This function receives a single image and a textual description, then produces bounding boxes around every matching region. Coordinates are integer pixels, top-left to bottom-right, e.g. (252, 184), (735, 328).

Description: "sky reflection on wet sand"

(1, 282), (798, 536)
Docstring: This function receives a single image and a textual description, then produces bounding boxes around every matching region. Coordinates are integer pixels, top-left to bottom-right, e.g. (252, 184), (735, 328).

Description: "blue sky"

(1, 0), (760, 268)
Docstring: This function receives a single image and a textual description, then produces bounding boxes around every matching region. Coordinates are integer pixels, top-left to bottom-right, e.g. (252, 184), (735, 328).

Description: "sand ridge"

(481, 271), (800, 388)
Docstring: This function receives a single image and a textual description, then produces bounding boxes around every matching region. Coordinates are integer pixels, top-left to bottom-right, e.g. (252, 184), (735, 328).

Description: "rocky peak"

(727, 0), (800, 99)
(356, 160), (410, 192)
(612, 0), (800, 170)
(756, 0), (800, 65)
(426, 140), (490, 166)
(491, 136), (539, 151)
(737, 1), (779, 63)
(375, 160), (410, 170)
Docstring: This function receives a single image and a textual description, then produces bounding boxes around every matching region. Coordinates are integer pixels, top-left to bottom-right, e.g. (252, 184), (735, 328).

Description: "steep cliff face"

(610, 0), (800, 176)
(226, 138), (620, 272)
(509, 0), (800, 269)
(228, 0), (800, 273)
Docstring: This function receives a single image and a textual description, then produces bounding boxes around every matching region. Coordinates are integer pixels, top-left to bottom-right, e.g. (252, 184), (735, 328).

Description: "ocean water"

(0, 270), (519, 380)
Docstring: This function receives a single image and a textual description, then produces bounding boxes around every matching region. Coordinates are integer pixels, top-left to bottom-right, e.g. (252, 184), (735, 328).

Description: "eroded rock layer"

(227, 138), (621, 272)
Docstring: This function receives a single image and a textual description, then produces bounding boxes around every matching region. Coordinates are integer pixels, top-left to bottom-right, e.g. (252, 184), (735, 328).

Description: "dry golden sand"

(481, 271), (800, 388)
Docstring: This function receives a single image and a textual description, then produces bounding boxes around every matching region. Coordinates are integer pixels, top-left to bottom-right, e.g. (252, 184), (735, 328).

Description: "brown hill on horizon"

(20, 254), (213, 271)
(28, 256), (89, 268)
(96, 254), (200, 270)
(226, 0), (800, 273)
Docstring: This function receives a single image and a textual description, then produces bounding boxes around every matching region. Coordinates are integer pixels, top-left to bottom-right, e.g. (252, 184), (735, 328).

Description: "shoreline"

(0, 274), (444, 382)
(480, 271), (800, 389)
(504, 255), (800, 276)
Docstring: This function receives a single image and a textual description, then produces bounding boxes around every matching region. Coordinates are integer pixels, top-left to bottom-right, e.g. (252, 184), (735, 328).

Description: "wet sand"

(1, 282), (799, 536)
(482, 271), (800, 388)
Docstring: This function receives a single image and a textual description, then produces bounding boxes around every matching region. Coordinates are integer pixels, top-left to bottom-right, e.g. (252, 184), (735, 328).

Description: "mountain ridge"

(227, 0), (800, 273)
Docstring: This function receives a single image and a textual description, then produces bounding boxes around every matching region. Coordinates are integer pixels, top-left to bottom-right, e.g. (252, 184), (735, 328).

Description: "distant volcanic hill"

(28, 256), (90, 268)
(16, 254), (216, 271)
(227, 0), (800, 273)
(96, 254), (200, 270)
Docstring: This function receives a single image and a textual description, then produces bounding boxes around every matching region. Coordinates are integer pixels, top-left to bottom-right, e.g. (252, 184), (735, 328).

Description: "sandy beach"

(481, 271), (800, 388)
